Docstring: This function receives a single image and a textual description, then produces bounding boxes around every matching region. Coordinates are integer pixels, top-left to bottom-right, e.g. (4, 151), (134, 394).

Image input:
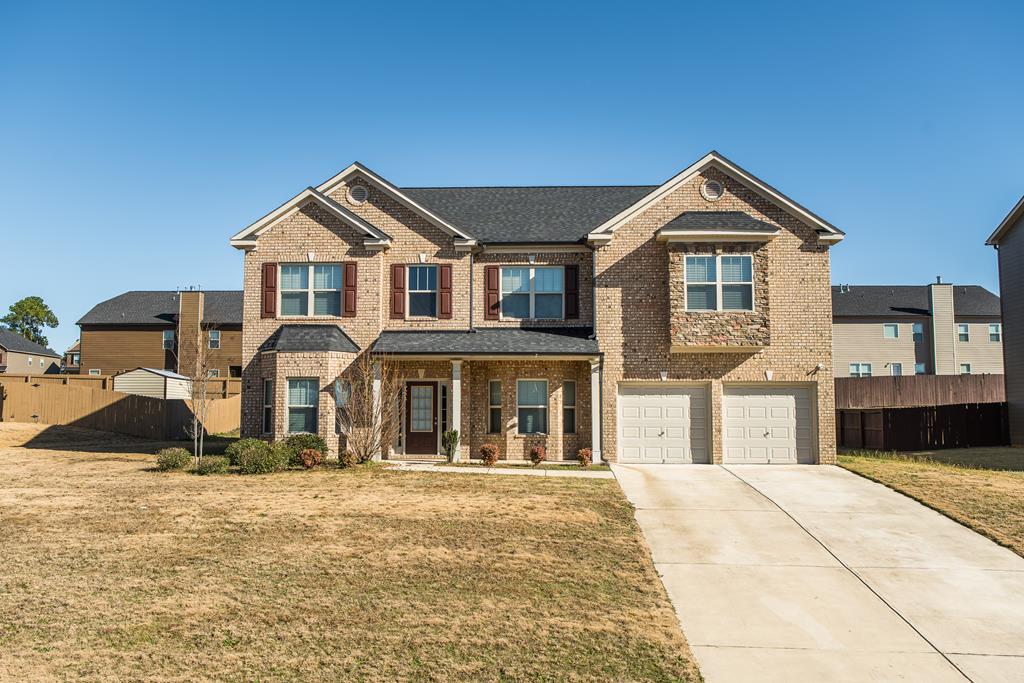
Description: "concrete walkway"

(613, 463), (1024, 682)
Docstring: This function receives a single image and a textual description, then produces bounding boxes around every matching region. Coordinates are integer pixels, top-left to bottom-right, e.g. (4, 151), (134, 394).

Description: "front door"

(405, 382), (438, 454)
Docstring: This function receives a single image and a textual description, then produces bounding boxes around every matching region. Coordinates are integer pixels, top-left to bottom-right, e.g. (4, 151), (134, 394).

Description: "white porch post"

(451, 360), (462, 462)
(372, 360), (383, 462)
(590, 357), (602, 463)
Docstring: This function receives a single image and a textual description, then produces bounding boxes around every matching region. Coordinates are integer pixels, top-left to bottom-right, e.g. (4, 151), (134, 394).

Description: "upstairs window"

(990, 323), (1002, 342)
(685, 255), (753, 312)
(162, 330), (175, 350)
(70, 352), (80, 365)
(849, 363), (872, 378)
(280, 264), (342, 317)
(958, 323), (970, 342)
(208, 330), (221, 349)
(915, 362), (926, 374)
(408, 265), (438, 317)
(501, 267), (563, 319)
(883, 323), (899, 339)
(912, 322), (924, 342)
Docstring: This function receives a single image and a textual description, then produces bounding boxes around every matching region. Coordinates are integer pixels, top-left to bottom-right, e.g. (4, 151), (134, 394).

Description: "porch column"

(590, 357), (602, 463)
(372, 360), (382, 461)
(451, 360), (462, 462)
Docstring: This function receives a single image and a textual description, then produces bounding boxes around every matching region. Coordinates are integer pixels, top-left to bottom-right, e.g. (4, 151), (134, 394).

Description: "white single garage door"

(722, 386), (814, 464)
(618, 385), (708, 463)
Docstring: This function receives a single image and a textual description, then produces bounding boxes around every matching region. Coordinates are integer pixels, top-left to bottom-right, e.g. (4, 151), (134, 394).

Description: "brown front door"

(405, 382), (438, 454)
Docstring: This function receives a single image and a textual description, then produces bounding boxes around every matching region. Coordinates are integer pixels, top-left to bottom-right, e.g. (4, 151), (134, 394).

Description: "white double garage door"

(618, 384), (815, 464)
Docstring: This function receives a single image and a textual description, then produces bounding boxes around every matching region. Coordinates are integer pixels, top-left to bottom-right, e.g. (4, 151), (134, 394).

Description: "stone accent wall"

(667, 242), (770, 349)
(595, 166), (836, 464)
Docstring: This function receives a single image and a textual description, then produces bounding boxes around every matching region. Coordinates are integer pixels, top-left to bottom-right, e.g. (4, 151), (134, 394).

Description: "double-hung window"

(488, 380), (502, 433)
(501, 267), (563, 319)
(262, 379), (274, 433)
(563, 380), (577, 434)
(958, 323), (970, 342)
(162, 330), (175, 350)
(889, 363), (902, 376)
(408, 265), (438, 317)
(517, 379), (548, 434)
(883, 323), (899, 339)
(960, 363), (972, 375)
(912, 322), (924, 342)
(685, 255), (753, 311)
(280, 264), (342, 316)
(287, 378), (318, 434)
(990, 323), (1002, 342)
(849, 363), (872, 378)
(208, 329), (221, 349)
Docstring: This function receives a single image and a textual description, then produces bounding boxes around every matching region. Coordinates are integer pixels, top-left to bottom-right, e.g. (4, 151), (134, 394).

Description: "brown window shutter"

(484, 265), (500, 320)
(564, 264), (579, 319)
(343, 262), (358, 317)
(391, 263), (406, 319)
(438, 264), (453, 319)
(261, 262), (277, 319)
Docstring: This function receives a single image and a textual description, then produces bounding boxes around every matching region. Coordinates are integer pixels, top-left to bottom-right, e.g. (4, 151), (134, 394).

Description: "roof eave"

(986, 195), (1024, 245)
(655, 229), (780, 243)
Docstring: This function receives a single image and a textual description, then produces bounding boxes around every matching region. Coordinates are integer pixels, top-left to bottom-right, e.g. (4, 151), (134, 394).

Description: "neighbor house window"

(280, 264), (342, 316)
(563, 380), (577, 434)
(849, 363), (872, 378)
(488, 380), (502, 433)
(501, 266), (564, 319)
(263, 380), (274, 433)
(958, 323), (970, 342)
(408, 265), (438, 317)
(990, 323), (1002, 342)
(208, 330), (221, 349)
(960, 363), (972, 375)
(890, 363), (902, 376)
(89, 369), (101, 376)
(685, 255), (753, 311)
(27, 357), (32, 366)
(162, 330), (175, 350)
(70, 353), (80, 365)
(516, 379), (548, 434)
(287, 378), (318, 433)
(208, 369), (220, 378)
(883, 323), (899, 339)
(912, 322), (924, 342)
(915, 362), (926, 374)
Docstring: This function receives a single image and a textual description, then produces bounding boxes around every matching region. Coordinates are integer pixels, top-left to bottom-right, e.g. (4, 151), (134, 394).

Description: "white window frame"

(912, 322), (924, 342)
(262, 379), (274, 434)
(883, 323), (899, 339)
(516, 378), (548, 435)
(684, 254), (755, 312)
(70, 353), (80, 366)
(849, 362), (872, 378)
(960, 363), (972, 375)
(488, 379), (502, 434)
(563, 380), (577, 435)
(89, 369), (101, 376)
(990, 323), (1002, 342)
(208, 369), (220, 378)
(500, 266), (565, 320)
(915, 362), (926, 375)
(162, 330), (175, 350)
(958, 323), (970, 342)
(279, 263), (343, 318)
(889, 363), (903, 376)
(287, 377), (319, 434)
(27, 357), (33, 366)
(208, 329), (221, 349)
(407, 264), (439, 319)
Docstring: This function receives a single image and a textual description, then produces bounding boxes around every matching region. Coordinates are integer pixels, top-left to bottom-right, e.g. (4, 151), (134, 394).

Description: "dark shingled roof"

(260, 325), (359, 353)
(661, 211), (779, 233)
(0, 327), (60, 357)
(402, 186), (655, 243)
(372, 327), (599, 356)
(77, 291), (243, 326)
(832, 285), (1001, 318)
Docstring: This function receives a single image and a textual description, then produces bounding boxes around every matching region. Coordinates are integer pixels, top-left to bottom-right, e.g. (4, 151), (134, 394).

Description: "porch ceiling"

(372, 327), (599, 357)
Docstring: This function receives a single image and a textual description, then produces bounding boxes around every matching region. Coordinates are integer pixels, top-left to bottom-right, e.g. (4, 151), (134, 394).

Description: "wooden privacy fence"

(835, 374), (1004, 409)
(837, 403), (1009, 451)
(0, 380), (240, 440)
(0, 373), (241, 398)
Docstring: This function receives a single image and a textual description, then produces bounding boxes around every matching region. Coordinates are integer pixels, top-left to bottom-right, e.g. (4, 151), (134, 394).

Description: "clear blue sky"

(2, 1), (1021, 354)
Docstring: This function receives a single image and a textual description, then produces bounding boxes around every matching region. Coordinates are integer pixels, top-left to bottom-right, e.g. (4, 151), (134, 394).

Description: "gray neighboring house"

(987, 195), (1024, 445)
(0, 327), (61, 374)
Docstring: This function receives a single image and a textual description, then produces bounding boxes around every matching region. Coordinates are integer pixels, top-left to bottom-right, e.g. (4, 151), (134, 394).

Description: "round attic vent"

(701, 179), (724, 201)
(348, 184), (369, 205)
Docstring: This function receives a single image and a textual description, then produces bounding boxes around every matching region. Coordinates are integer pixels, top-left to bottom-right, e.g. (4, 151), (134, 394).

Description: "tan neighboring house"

(832, 283), (1003, 377)
(76, 290), (243, 378)
(230, 151), (844, 464)
(987, 195), (1024, 445)
(63, 340), (81, 374)
(0, 327), (61, 374)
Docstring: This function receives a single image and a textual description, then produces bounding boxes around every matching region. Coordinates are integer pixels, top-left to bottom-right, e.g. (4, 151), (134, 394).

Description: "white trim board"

(987, 194), (1024, 245)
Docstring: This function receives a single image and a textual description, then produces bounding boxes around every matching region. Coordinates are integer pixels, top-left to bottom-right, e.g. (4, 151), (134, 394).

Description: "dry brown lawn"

(840, 448), (1024, 556)
(0, 423), (699, 682)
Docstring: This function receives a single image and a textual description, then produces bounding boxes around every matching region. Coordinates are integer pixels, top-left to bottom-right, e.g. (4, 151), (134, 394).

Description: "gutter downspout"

(468, 250), (475, 332)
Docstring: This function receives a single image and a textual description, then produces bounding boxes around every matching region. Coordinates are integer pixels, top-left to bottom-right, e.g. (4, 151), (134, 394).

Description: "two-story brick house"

(231, 151), (844, 464)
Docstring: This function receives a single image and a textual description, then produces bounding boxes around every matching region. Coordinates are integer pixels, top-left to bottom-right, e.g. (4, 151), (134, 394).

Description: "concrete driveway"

(613, 464), (1024, 682)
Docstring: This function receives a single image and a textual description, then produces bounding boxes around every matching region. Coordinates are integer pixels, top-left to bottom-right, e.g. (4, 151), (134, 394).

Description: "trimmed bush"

(338, 450), (358, 469)
(238, 443), (289, 475)
(224, 438), (270, 466)
(195, 456), (229, 475)
(156, 447), (191, 471)
(297, 448), (323, 469)
(479, 444), (499, 467)
(577, 447), (593, 467)
(283, 434), (329, 466)
(529, 445), (547, 467)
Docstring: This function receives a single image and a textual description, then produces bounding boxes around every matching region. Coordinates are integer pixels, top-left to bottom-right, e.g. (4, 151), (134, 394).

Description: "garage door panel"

(723, 387), (814, 465)
(618, 385), (708, 464)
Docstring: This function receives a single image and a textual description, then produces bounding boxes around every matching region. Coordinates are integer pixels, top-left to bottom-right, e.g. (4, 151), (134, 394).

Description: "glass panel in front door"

(410, 386), (434, 432)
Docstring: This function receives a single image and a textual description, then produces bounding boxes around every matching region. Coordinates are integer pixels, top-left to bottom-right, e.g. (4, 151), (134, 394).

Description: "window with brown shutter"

(484, 265), (500, 320)
(438, 264), (452, 319)
(261, 262), (277, 318)
(391, 263), (406, 318)
(564, 264), (579, 319)
(343, 262), (357, 317)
